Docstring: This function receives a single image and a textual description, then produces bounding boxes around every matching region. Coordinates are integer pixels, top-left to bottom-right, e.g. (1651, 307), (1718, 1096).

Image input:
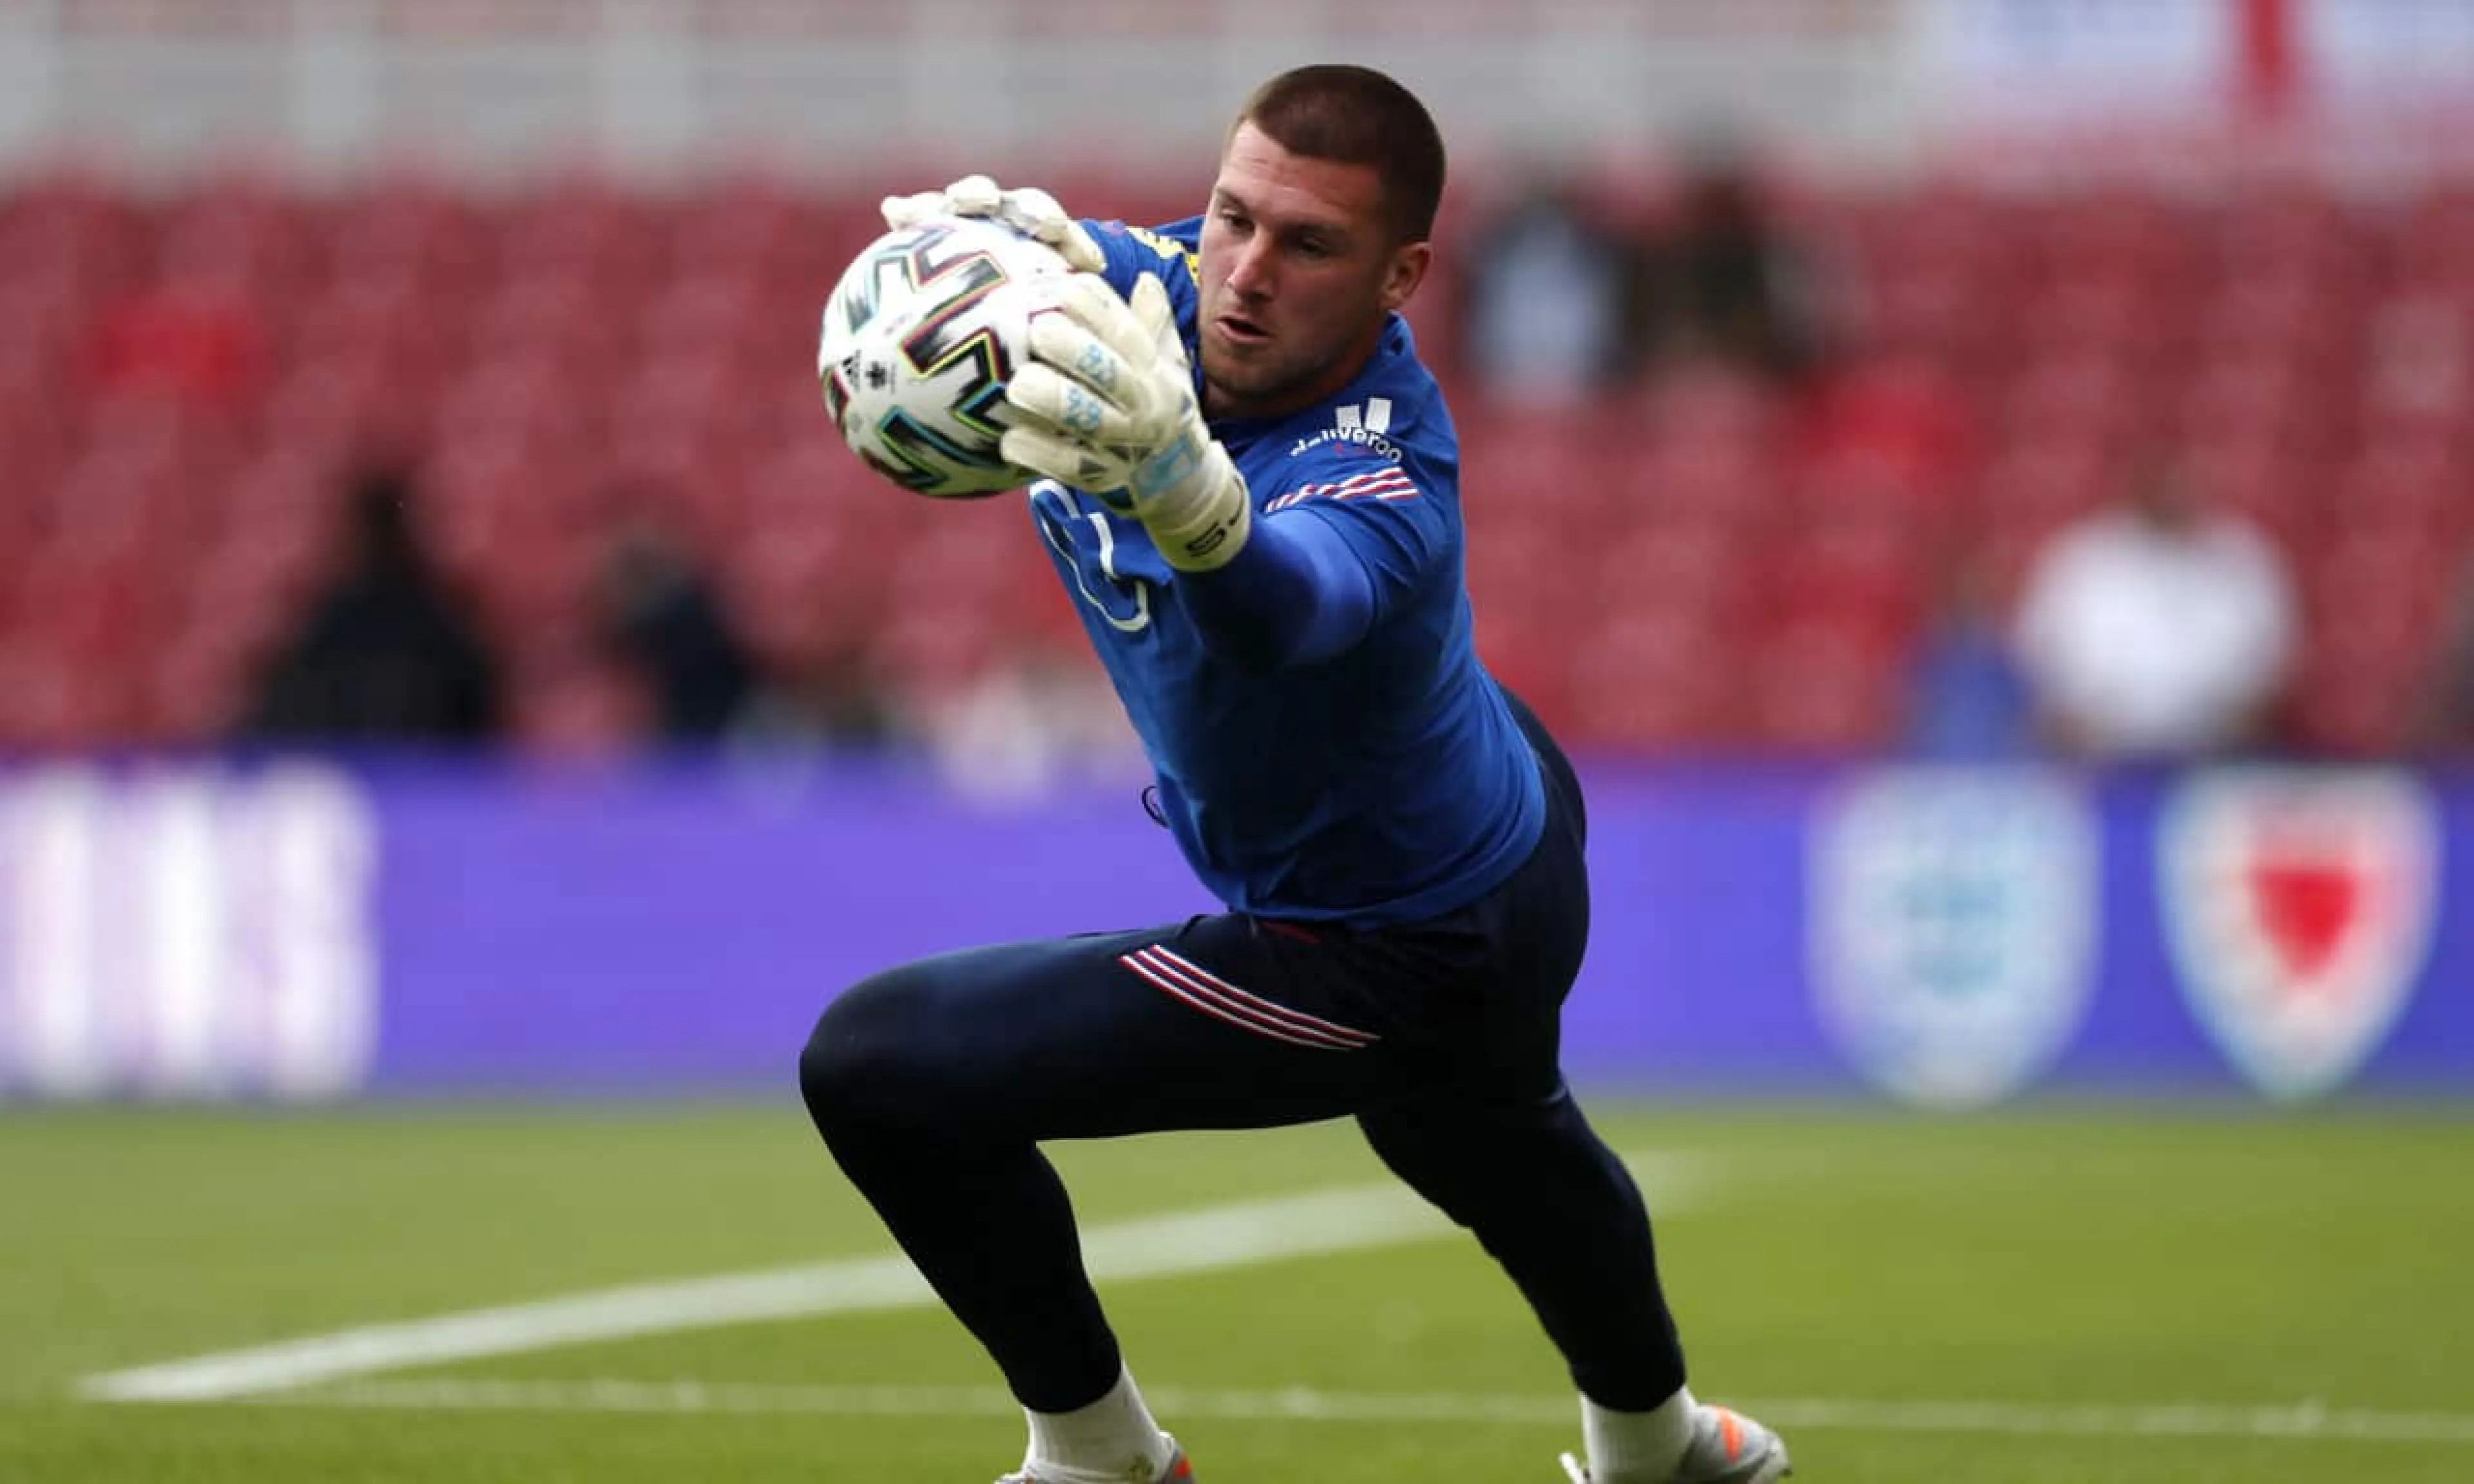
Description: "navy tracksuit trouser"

(799, 693), (1687, 1413)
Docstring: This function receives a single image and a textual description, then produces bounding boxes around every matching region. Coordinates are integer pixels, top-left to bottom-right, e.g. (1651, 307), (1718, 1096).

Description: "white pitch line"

(238, 1378), (2474, 1448)
(79, 1152), (1709, 1405)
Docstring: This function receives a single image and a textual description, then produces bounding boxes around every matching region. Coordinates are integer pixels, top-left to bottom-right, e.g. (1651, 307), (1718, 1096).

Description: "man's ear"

(1379, 241), (1432, 314)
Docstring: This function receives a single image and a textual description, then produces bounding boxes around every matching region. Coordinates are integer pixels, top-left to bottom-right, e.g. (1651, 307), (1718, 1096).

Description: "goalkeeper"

(799, 64), (1790, 1484)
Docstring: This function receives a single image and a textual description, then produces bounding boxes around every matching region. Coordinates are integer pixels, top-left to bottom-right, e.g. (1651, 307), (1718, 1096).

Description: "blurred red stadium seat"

(1, 170), (2457, 755)
(667, 176), (807, 281)
(1561, 606), (1741, 752)
(508, 654), (655, 758)
(1745, 622), (1904, 754)
(1999, 349), (2148, 462)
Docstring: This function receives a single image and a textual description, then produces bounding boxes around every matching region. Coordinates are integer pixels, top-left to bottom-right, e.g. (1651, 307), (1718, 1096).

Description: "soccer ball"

(816, 215), (1070, 499)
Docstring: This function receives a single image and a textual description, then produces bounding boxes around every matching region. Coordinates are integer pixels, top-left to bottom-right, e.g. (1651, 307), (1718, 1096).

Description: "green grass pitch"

(4, 1099), (2471, 1482)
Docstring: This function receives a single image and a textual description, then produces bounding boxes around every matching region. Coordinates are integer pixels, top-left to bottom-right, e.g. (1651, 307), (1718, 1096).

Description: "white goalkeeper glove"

(1000, 273), (1253, 573)
(879, 173), (1105, 274)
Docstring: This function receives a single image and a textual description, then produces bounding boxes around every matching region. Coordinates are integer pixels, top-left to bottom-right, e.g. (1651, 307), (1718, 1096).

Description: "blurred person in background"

(917, 641), (1148, 803)
(1453, 170), (1649, 404)
(732, 640), (907, 757)
(2413, 550), (2474, 759)
(593, 508), (760, 743)
(239, 462), (504, 747)
(1904, 542), (2037, 759)
(2011, 457), (2297, 763)
(1637, 133), (1825, 388)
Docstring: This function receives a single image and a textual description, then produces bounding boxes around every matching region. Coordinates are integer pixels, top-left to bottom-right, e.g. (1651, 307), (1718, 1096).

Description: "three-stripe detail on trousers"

(1118, 944), (1380, 1052)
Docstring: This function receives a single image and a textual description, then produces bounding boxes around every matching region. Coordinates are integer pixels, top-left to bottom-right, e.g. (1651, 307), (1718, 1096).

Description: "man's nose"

(1226, 236), (1275, 299)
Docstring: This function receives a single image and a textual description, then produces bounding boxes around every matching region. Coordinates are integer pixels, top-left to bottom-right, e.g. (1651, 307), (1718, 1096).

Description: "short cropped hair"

(1234, 64), (1446, 245)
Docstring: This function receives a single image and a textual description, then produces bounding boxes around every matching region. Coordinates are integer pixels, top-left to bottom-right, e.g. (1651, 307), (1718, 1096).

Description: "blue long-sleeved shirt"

(1025, 216), (1544, 926)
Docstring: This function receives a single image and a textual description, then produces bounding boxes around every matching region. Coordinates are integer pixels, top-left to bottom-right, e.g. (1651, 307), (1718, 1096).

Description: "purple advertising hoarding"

(0, 756), (2464, 1105)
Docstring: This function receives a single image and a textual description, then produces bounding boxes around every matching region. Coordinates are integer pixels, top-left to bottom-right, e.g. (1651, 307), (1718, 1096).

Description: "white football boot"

(1558, 1403), (1790, 1483)
(996, 1443), (1193, 1484)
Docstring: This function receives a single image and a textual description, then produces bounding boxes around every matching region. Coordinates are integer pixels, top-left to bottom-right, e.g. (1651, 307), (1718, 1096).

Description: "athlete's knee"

(1359, 1086), (1589, 1219)
(798, 963), (945, 1143)
(1358, 1100), (1495, 1228)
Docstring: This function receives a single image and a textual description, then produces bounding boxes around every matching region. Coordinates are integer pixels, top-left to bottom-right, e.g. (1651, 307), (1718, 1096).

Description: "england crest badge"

(1811, 768), (2100, 1110)
(2160, 768), (2440, 1101)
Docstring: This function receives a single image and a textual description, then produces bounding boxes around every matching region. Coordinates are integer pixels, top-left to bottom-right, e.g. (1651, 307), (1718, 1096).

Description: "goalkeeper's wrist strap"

(1136, 440), (1252, 573)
